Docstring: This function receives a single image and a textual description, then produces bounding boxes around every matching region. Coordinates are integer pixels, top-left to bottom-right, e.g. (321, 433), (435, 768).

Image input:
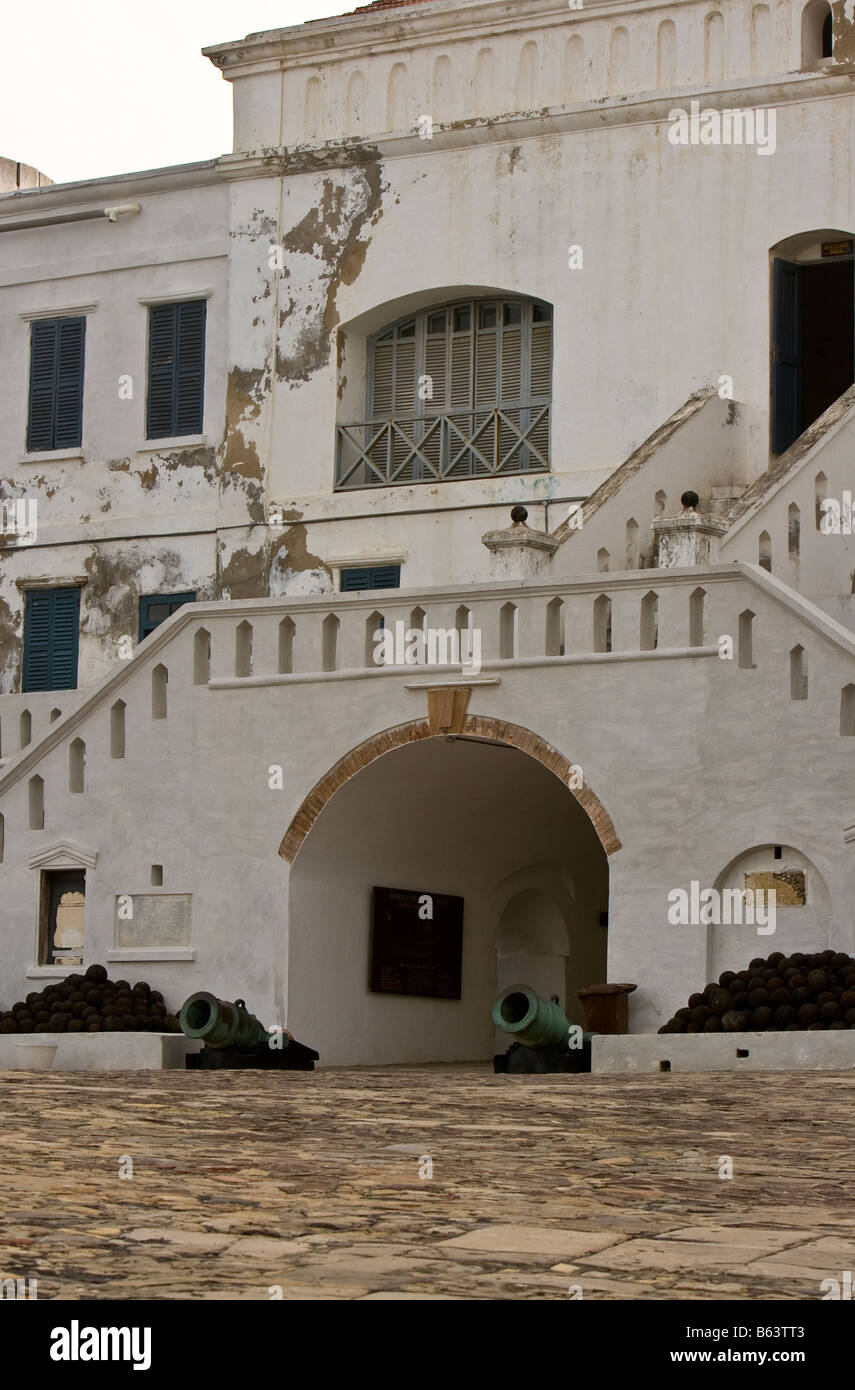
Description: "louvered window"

(340, 565), (401, 591)
(22, 587), (81, 692)
(338, 297), (551, 487)
(27, 317), (86, 452)
(146, 300), (207, 439)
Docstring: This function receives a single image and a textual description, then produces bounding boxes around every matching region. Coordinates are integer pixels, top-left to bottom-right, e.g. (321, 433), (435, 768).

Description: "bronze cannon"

(179, 991), (318, 1070)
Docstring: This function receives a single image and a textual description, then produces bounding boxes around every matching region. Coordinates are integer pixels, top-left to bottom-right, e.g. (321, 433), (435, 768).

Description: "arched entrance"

(283, 724), (613, 1066)
(771, 229), (855, 454)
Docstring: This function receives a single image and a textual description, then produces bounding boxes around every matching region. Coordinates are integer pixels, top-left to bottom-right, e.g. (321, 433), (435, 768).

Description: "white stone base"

(1, 1032), (201, 1071)
(592, 1032), (855, 1074)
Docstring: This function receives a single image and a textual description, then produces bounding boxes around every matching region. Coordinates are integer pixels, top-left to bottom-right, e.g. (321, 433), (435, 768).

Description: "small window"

(533, 303), (552, 323)
(398, 320), (416, 339)
(503, 303), (522, 326)
(22, 587), (81, 693)
(27, 316), (86, 452)
(427, 312), (447, 334)
(479, 304), (497, 329)
(340, 565), (401, 591)
(146, 300), (206, 439)
(40, 869), (86, 966)
(138, 592), (195, 643)
(454, 307), (471, 332)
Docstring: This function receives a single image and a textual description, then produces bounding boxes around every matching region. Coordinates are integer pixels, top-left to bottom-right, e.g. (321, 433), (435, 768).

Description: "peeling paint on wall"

(275, 160), (386, 385)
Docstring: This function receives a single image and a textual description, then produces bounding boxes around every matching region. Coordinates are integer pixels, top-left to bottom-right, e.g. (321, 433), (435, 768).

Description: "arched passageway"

(286, 733), (610, 1065)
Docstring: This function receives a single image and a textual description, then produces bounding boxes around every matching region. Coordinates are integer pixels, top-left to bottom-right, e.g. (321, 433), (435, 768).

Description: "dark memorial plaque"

(369, 885), (463, 999)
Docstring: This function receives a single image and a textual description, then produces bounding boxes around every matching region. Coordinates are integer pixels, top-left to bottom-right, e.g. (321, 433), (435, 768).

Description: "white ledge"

(106, 949), (196, 962)
(208, 645), (721, 689)
(135, 435), (207, 452)
(18, 448), (84, 464)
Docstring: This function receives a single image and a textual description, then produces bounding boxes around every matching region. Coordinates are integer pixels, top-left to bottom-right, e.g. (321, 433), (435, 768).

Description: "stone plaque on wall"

(114, 894), (192, 948)
(369, 886), (463, 999)
(744, 871), (806, 906)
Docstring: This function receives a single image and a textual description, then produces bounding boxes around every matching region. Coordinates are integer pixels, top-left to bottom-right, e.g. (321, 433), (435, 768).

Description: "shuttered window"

(22, 588), (81, 692)
(146, 300), (207, 439)
(138, 592), (196, 642)
(362, 297), (551, 482)
(340, 566), (401, 591)
(27, 317), (86, 452)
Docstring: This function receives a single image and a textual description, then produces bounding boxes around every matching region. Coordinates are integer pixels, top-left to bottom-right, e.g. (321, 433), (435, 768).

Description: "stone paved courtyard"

(1, 1065), (854, 1300)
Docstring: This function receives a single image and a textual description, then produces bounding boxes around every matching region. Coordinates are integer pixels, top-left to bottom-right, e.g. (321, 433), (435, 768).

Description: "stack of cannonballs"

(0, 963), (180, 1034)
(659, 950), (855, 1033)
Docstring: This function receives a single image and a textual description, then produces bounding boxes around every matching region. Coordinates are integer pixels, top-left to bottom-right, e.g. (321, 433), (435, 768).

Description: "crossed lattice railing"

(335, 405), (550, 488)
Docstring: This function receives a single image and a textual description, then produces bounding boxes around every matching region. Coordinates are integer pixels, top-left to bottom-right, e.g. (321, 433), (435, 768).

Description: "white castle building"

(1, 0), (855, 1064)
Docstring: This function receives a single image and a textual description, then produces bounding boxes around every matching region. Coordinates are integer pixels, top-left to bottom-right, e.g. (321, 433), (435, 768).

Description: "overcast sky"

(3, 1), (352, 186)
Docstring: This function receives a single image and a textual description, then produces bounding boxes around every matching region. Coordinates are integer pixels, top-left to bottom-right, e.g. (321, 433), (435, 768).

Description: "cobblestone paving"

(1, 1065), (854, 1300)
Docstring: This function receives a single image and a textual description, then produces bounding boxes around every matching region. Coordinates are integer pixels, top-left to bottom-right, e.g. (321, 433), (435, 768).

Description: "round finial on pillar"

(510, 505), (528, 524)
(681, 490), (700, 510)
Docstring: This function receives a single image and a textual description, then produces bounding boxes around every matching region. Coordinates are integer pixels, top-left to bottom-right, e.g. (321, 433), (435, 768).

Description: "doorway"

(771, 241), (854, 455)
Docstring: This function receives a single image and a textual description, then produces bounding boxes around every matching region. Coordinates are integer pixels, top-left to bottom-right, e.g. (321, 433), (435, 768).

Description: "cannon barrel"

(178, 992), (274, 1050)
(492, 984), (572, 1049)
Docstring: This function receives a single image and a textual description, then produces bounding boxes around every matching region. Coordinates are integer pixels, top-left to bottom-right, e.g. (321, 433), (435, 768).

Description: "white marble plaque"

(114, 894), (191, 948)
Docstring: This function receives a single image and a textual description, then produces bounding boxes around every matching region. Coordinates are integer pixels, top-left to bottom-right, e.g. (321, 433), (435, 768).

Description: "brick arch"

(278, 714), (621, 863)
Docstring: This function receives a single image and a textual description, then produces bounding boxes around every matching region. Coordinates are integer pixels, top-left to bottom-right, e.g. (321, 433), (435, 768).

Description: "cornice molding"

(28, 840), (98, 871)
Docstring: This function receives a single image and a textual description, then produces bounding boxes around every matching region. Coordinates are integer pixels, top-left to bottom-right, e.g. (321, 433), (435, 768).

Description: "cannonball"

(820, 1000), (842, 1022)
(68, 991), (85, 1004)
(829, 1019), (848, 1030)
(691, 1005), (712, 1024)
(657, 1022), (675, 1034)
(34, 1011), (51, 1027)
(688, 993), (706, 1009)
(704, 1016), (722, 1032)
(775, 1005), (797, 1027)
(84, 963), (108, 982)
(722, 1010), (750, 1031)
(163, 1015), (180, 1033)
(25, 992), (42, 1010)
(81, 1006), (97, 1020)
(0, 1018), (16, 1033)
(751, 1007), (774, 1029)
(846, 1008), (855, 1025)
(816, 992), (835, 1006)
(807, 1021), (827, 1030)
(16, 1020), (35, 1033)
(58, 1001), (74, 1014)
(14, 1012), (34, 1026)
(749, 957), (767, 971)
(766, 977), (785, 993)
(11, 1001), (27, 1013)
(798, 1002), (819, 1025)
(770, 989), (790, 1008)
(132, 982), (149, 997)
(149, 990), (164, 1005)
(710, 991), (733, 1017)
(820, 949), (836, 965)
(791, 987), (811, 1006)
(86, 1020), (102, 1032)
(785, 1023), (801, 1031)
(831, 953), (851, 972)
(67, 1019), (84, 1033)
(71, 1001), (87, 1018)
(47, 1014), (67, 1032)
(748, 989), (770, 1009)
(113, 979), (130, 992)
(807, 970), (829, 994)
(102, 1015), (120, 1031)
(718, 970), (737, 988)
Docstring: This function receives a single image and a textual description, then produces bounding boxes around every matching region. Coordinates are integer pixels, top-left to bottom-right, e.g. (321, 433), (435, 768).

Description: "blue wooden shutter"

(340, 565), (401, 591)
(27, 317), (85, 451)
(147, 301), (206, 438)
(772, 259), (802, 455)
(22, 588), (81, 692)
(175, 301), (206, 435)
